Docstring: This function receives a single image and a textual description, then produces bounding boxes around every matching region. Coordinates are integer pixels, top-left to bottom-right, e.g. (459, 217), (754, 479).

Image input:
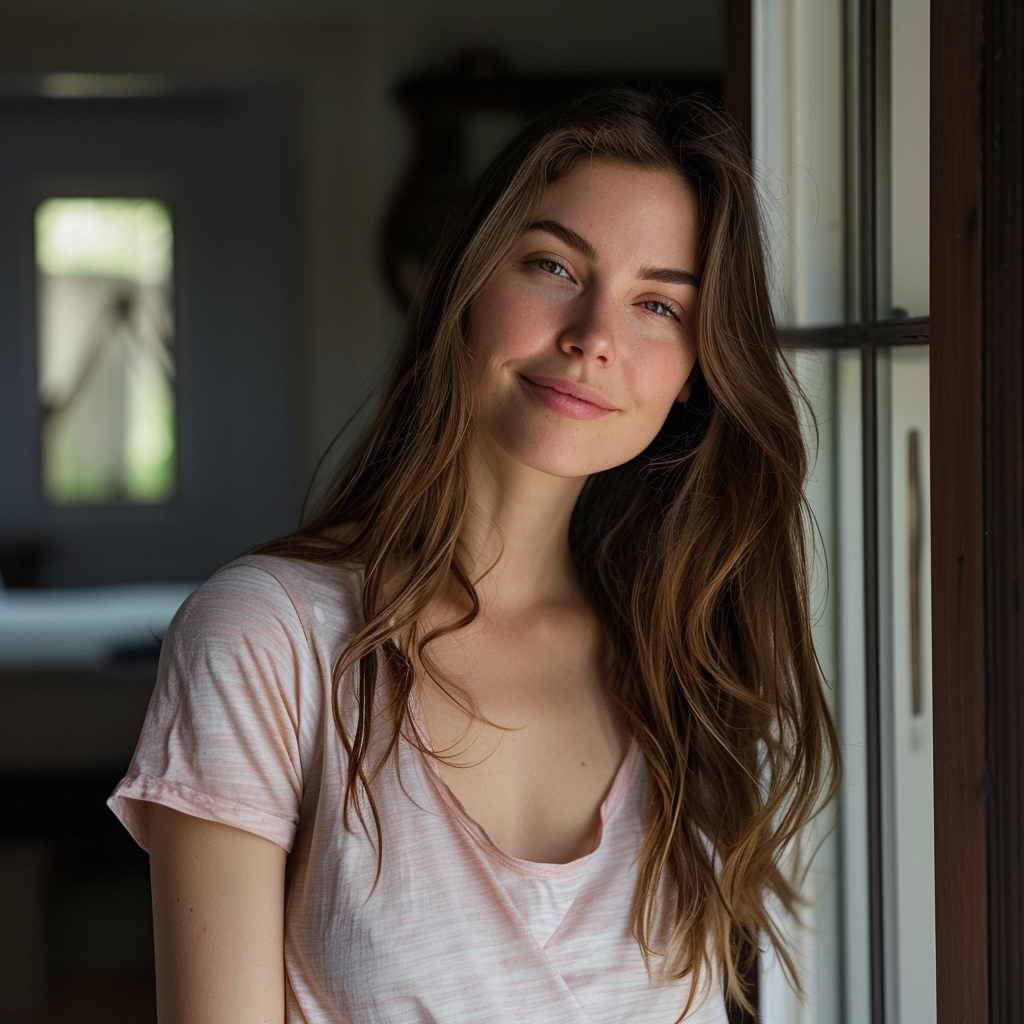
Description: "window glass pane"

(877, 0), (930, 318)
(36, 198), (176, 505)
(753, 0), (849, 328)
(759, 348), (868, 1024)
(879, 344), (935, 1018)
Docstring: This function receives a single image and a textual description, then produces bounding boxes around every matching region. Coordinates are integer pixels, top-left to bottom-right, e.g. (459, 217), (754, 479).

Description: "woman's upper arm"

(148, 803), (288, 1024)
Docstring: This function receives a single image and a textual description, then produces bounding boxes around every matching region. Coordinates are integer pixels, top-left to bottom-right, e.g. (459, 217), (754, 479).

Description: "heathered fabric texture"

(109, 556), (727, 1023)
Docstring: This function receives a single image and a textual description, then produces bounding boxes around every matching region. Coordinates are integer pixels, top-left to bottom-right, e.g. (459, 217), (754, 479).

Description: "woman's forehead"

(525, 158), (701, 268)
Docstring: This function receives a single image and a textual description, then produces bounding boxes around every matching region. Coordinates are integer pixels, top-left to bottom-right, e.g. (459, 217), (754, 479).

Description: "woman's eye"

(640, 299), (680, 321)
(534, 258), (572, 279)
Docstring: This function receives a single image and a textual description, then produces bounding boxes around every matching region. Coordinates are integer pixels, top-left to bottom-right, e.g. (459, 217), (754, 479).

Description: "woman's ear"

(676, 364), (699, 403)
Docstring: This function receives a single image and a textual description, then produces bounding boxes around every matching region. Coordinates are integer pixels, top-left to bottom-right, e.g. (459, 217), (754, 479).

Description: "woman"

(110, 87), (839, 1023)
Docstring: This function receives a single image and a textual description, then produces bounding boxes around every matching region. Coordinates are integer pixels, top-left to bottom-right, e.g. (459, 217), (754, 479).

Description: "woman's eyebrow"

(526, 219), (700, 288)
(637, 265), (702, 288)
(526, 220), (598, 261)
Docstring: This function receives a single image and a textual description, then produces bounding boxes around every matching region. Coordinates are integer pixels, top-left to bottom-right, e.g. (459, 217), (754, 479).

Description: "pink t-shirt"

(109, 555), (728, 1023)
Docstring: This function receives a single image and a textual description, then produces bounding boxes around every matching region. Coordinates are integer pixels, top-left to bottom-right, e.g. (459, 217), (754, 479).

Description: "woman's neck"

(456, 438), (589, 617)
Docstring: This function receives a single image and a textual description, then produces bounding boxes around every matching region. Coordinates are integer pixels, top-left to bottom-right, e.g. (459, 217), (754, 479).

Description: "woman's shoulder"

(169, 551), (365, 662)
(222, 551), (363, 611)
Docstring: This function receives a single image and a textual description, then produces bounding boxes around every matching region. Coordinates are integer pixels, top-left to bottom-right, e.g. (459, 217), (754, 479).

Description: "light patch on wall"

(36, 198), (176, 506)
(37, 73), (173, 98)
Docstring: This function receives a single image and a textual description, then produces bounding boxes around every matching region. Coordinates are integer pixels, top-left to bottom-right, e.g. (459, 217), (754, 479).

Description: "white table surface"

(0, 582), (200, 666)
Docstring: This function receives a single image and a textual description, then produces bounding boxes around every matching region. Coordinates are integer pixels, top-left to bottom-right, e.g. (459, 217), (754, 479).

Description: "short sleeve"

(108, 562), (314, 853)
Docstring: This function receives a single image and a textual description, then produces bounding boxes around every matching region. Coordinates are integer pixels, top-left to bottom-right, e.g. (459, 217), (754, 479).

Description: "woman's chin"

(497, 439), (633, 481)
(470, 415), (647, 482)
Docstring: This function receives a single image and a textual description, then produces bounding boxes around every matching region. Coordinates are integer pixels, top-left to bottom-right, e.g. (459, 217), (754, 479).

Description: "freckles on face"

(467, 158), (702, 479)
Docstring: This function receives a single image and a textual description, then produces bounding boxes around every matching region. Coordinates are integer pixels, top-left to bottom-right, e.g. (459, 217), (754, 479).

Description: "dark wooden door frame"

(932, 0), (1024, 1020)
(930, 0), (988, 1016)
(980, 0), (1024, 1017)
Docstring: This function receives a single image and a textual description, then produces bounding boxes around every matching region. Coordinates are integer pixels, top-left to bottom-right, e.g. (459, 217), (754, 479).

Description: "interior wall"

(0, 0), (722, 490)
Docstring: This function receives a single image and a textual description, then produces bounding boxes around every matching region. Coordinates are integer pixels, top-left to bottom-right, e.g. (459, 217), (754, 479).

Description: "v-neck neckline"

(406, 686), (641, 880)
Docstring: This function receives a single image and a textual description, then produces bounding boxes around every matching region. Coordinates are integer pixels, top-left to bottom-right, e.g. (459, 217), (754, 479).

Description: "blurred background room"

(1, 1), (1019, 1023)
(0, 3), (722, 1020)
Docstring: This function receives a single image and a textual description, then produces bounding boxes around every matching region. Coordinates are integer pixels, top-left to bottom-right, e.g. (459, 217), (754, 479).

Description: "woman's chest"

(282, 746), (725, 1024)
(413, 611), (629, 864)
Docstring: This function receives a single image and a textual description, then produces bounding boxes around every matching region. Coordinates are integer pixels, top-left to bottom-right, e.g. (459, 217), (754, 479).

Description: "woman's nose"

(556, 291), (617, 365)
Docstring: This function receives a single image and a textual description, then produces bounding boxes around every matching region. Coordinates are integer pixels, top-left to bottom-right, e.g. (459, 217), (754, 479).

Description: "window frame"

(728, 0), (1024, 1019)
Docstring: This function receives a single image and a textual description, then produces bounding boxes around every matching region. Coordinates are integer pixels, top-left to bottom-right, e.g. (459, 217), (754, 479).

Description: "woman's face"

(467, 157), (702, 480)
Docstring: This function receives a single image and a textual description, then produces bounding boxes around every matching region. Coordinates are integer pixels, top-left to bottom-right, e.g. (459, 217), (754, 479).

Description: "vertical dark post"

(930, 0), (989, 1020)
(858, 0), (887, 1021)
(723, 4), (759, 1022)
(860, 334), (884, 1024)
(983, 0), (1024, 1018)
(724, 0), (753, 155)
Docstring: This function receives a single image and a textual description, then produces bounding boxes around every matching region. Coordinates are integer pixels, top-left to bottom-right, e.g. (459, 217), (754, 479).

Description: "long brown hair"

(260, 87), (840, 1016)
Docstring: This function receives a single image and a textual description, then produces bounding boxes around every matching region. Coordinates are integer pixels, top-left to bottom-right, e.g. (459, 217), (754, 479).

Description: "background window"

(36, 198), (176, 506)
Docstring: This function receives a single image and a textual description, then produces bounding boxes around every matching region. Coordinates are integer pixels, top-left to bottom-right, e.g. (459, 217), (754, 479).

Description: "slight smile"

(518, 374), (617, 421)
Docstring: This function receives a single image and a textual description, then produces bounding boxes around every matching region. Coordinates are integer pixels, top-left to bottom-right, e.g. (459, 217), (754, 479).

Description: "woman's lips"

(519, 374), (616, 420)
